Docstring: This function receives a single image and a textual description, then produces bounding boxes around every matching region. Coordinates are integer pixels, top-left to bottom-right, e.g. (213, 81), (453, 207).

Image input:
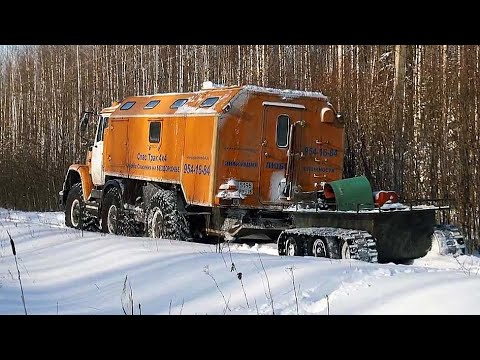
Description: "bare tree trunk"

(337, 45), (343, 111)
(393, 45), (407, 195)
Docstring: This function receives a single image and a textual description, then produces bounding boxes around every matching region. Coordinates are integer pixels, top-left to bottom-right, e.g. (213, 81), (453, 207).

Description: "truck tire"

(146, 188), (191, 241)
(312, 238), (329, 258)
(101, 187), (125, 235)
(65, 183), (86, 230)
(285, 237), (301, 256)
(340, 240), (351, 259)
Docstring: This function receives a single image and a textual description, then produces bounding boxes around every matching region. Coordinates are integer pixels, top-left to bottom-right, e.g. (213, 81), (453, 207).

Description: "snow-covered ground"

(1, 208), (479, 315)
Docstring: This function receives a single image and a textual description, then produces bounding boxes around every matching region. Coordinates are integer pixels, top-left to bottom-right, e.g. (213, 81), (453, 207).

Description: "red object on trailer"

(373, 191), (399, 207)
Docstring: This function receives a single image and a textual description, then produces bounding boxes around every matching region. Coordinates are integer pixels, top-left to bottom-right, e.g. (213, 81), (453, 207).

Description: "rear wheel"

(149, 206), (168, 239)
(146, 188), (190, 241)
(101, 187), (125, 235)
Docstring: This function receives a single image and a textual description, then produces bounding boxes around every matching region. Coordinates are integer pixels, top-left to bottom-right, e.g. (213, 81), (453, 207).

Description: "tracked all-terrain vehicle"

(59, 82), (464, 263)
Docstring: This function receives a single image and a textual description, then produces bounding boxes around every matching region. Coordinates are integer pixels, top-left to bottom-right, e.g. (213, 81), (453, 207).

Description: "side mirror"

(336, 113), (344, 125)
(80, 112), (90, 133)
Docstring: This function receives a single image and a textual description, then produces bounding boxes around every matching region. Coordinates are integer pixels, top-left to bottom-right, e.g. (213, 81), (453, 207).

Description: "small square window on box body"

(200, 97), (219, 107)
(149, 122), (161, 143)
(144, 100), (160, 109)
(120, 101), (135, 110)
(170, 99), (188, 109)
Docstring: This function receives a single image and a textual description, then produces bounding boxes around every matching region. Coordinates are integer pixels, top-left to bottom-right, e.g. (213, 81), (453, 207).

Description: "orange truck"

(59, 82), (465, 263)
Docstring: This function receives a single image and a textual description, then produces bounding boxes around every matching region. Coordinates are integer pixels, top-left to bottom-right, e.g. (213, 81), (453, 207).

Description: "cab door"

(91, 115), (108, 186)
(103, 118), (129, 174)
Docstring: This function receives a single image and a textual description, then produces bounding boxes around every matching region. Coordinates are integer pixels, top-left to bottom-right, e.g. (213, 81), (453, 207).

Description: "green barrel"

(326, 176), (374, 211)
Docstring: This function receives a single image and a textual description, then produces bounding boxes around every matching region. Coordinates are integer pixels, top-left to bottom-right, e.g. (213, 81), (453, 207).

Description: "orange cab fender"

(59, 165), (94, 204)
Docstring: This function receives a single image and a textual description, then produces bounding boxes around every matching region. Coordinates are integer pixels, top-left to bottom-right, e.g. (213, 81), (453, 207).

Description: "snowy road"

(1, 208), (479, 315)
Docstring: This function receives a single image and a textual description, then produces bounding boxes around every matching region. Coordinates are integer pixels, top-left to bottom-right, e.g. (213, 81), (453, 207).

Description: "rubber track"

(283, 227), (378, 263)
(433, 224), (465, 255)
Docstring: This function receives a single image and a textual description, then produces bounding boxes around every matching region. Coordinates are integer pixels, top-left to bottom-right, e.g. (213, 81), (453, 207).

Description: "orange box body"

(100, 85), (344, 209)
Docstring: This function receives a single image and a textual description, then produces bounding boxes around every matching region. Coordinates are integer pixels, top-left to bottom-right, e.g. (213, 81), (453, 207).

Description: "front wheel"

(65, 183), (86, 230)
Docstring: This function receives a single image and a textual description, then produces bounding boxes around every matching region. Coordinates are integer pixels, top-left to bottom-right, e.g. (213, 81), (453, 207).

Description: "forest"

(0, 45), (478, 250)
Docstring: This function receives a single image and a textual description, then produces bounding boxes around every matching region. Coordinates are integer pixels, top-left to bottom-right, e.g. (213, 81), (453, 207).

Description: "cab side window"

(96, 116), (105, 142)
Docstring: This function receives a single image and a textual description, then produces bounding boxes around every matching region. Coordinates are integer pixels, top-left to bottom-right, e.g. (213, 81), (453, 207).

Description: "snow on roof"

(147, 84), (329, 101)
(202, 81), (229, 89)
(126, 84), (327, 102)
(244, 85), (329, 101)
(174, 104), (217, 114)
(114, 84), (328, 115)
(149, 91), (199, 97)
